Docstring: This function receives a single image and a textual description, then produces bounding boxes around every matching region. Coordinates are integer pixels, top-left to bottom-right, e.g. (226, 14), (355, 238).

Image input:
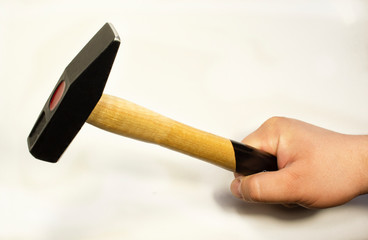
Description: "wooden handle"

(87, 94), (236, 171)
(86, 94), (278, 174)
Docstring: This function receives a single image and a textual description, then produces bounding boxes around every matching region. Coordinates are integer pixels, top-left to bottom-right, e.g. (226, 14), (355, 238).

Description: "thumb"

(231, 169), (300, 204)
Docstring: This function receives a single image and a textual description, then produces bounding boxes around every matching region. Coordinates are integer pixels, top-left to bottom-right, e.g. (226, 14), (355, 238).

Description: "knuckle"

(263, 116), (287, 128)
(248, 116), (289, 153)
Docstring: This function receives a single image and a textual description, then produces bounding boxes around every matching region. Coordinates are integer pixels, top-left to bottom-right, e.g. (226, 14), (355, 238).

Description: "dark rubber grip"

(231, 140), (278, 175)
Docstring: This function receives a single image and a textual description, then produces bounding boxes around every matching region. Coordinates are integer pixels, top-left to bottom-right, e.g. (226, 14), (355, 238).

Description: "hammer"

(27, 23), (277, 175)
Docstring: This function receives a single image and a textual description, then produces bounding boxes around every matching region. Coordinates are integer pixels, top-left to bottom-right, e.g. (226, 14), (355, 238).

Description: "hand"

(230, 117), (368, 208)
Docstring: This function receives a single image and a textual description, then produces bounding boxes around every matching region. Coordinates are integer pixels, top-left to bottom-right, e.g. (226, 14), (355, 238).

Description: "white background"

(1, 0), (368, 239)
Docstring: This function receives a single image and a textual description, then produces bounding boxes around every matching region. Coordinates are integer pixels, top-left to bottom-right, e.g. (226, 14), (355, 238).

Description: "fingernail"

(231, 177), (243, 199)
(237, 177), (244, 199)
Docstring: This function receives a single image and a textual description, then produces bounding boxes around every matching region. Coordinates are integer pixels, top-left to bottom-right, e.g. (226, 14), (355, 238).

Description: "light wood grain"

(87, 94), (236, 171)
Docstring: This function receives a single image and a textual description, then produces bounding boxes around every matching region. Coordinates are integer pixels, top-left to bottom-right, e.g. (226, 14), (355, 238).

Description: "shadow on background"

(214, 189), (368, 221)
(213, 189), (319, 221)
(347, 194), (368, 208)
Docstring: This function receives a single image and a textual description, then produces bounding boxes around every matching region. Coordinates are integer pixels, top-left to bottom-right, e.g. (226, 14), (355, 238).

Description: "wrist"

(356, 135), (368, 195)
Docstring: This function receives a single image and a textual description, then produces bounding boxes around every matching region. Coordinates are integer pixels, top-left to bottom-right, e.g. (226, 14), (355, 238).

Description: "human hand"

(230, 117), (368, 208)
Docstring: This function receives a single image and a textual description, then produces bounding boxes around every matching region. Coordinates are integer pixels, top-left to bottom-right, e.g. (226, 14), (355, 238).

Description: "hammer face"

(28, 23), (120, 162)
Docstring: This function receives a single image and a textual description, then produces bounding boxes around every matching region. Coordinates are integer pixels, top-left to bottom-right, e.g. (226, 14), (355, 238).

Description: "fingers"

(231, 117), (303, 205)
(230, 168), (301, 204)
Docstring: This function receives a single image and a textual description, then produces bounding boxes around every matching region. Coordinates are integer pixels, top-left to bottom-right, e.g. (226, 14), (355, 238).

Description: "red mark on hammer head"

(49, 81), (65, 111)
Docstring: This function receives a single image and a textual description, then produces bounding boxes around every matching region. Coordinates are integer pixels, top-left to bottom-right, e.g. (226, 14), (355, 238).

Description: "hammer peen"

(27, 23), (277, 175)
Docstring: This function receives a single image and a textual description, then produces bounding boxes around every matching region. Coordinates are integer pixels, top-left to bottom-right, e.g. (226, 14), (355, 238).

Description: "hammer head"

(27, 23), (120, 162)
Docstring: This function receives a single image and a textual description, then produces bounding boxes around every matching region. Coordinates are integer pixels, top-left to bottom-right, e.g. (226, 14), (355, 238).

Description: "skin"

(230, 117), (368, 208)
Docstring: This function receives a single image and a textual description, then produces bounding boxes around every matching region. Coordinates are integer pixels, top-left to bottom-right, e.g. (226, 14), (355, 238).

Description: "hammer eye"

(49, 81), (66, 111)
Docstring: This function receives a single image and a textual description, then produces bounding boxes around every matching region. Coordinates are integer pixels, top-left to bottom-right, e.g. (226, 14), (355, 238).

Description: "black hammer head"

(27, 23), (120, 162)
